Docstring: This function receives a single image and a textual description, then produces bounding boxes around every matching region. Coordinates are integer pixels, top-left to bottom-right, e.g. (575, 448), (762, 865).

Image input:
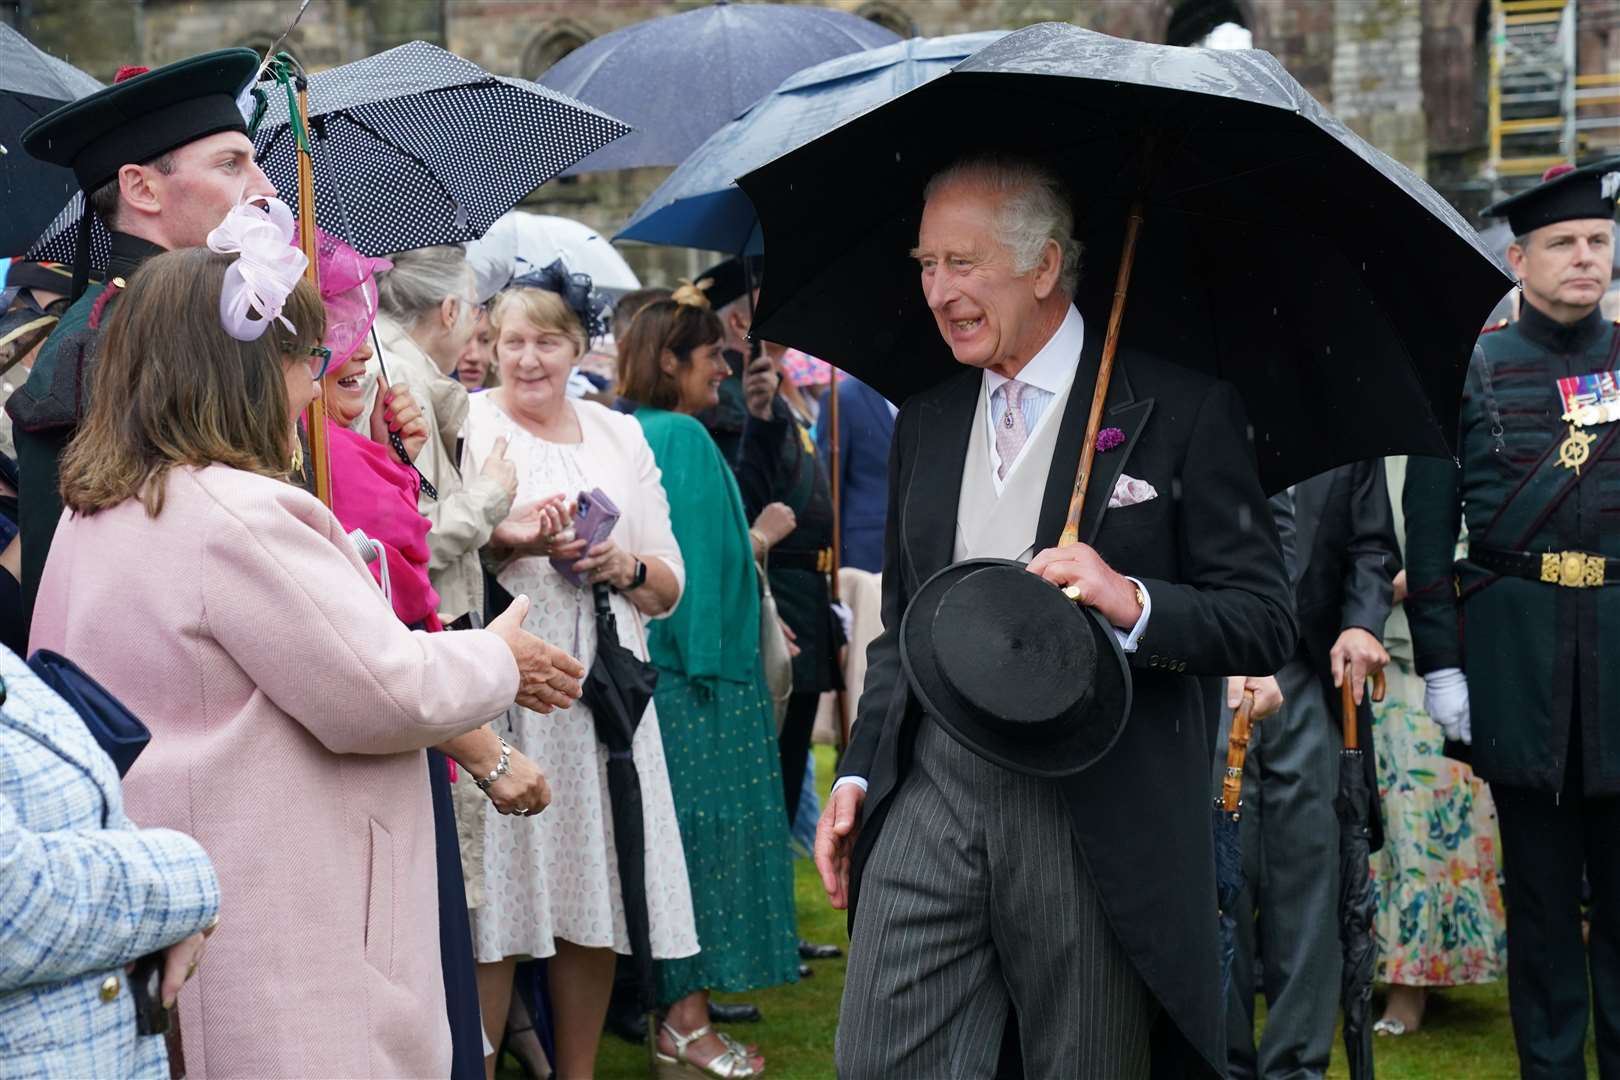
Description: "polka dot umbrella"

(29, 41), (630, 268)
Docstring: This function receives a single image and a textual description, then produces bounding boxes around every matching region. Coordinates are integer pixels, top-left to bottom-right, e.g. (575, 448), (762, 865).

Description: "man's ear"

(1505, 239), (1529, 280)
(725, 307), (749, 342)
(1031, 237), (1062, 301)
(117, 162), (162, 218)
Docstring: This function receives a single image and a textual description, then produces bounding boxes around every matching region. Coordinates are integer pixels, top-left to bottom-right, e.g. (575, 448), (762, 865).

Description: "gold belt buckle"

(817, 548), (834, 574)
(1540, 550), (1607, 588)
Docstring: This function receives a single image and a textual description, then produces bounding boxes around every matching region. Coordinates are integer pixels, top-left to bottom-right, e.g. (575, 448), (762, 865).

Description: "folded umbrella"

(0, 24), (100, 257)
(580, 582), (660, 1014)
(1214, 689), (1257, 996)
(539, 0), (897, 174)
(1336, 672), (1385, 1080)
(738, 21), (1515, 493)
(30, 41), (629, 268)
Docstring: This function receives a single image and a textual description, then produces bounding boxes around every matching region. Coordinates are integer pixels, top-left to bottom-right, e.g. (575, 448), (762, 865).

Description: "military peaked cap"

(22, 48), (260, 193)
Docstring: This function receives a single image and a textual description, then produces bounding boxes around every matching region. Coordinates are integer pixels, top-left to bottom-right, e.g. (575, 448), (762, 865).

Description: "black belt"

(1467, 544), (1620, 588)
(769, 548), (835, 573)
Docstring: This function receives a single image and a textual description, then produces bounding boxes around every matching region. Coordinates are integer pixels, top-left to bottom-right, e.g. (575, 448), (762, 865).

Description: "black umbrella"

(1336, 673), (1384, 1080)
(29, 41), (630, 268)
(1214, 689), (1257, 995)
(580, 582), (660, 1015)
(738, 21), (1515, 494)
(0, 24), (99, 257)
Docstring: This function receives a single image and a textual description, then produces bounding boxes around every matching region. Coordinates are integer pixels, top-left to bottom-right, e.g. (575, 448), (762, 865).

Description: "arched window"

(857, 2), (916, 40)
(523, 20), (592, 80)
(1167, 0), (1251, 49)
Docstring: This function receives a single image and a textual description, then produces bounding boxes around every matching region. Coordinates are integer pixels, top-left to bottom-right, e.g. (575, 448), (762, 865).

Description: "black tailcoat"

(841, 329), (1296, 1076)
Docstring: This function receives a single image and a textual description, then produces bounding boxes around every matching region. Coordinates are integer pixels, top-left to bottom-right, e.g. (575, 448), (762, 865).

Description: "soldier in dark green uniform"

(1404, 157), (1620, 1079)
(6, 48), (273, 639)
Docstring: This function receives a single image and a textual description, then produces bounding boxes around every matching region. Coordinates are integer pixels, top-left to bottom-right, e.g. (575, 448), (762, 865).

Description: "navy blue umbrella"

(0, 24), (100, 257)
(617, 31), (1006, 254)
(538, 0), (897, 174)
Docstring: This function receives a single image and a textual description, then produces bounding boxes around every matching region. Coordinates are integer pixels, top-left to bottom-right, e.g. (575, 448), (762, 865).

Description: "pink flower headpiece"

(207, 198), (308, 342)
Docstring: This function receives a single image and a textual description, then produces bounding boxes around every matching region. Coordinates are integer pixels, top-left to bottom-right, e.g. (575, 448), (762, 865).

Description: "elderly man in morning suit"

(814, 156), (1296, 1078)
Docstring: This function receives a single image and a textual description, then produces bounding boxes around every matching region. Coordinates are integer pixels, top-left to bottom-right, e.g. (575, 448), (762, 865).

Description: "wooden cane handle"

(1339, 670), (1386, 749)
(1220, 689), (1256, 814)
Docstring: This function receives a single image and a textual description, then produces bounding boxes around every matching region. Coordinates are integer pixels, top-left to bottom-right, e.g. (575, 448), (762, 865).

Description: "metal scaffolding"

(1487, 0), (1620, 197)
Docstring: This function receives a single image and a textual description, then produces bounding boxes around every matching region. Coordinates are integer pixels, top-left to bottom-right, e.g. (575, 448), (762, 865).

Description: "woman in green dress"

(619, 288), (800, 1079)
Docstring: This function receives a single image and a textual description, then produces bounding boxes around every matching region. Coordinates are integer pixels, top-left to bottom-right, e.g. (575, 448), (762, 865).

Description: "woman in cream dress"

(462, 285), (697, 1079)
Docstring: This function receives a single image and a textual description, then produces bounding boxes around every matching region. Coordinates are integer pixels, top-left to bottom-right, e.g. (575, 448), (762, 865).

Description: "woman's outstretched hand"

(487, 595), (585, 713)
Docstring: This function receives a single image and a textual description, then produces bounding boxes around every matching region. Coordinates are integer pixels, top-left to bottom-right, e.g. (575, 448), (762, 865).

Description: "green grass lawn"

(506, 746), (1564, 1079)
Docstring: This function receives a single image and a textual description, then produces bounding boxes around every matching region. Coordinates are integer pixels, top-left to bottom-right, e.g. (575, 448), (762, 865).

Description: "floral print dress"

(1371, 457), (1507, 987)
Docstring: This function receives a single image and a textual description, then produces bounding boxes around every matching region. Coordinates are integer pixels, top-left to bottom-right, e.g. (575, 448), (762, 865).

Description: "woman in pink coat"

(31, 227), (584, 1077)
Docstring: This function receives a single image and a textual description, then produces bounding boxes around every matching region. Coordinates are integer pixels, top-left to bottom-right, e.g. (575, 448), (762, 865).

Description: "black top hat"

(900, 558), (1132, 779)
(22, 48), (260, 193)
(1484, 157), (1620, 237)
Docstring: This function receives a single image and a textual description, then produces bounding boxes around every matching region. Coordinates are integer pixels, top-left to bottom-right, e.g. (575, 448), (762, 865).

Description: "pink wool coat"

(32, 464), (520, 1078)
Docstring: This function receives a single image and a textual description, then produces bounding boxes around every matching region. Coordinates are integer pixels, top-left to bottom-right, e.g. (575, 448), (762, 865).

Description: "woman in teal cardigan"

(620, 290), (800, 1079)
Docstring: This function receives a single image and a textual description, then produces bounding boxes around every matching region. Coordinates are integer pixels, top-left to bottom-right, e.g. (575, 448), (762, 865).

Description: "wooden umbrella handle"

(1058, 198), (1146, 548)
(1339, 669), (1387, 749)
(1220, 689), (1257, 814)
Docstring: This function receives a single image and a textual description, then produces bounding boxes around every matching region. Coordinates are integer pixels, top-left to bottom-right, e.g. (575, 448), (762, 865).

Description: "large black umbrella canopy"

(30, 42), (629, 267)
(579, 583), (660, 1013)
(739, 22), (1515, 493)
(0, 24), (100, 257)
(538, 0), (897, 174)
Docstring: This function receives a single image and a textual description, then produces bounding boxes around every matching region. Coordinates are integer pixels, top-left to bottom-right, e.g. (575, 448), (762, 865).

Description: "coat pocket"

(364, 819), (395, 977)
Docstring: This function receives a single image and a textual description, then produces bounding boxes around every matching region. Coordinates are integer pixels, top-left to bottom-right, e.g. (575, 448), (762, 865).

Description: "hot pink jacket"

(32, 464), (519, 1078)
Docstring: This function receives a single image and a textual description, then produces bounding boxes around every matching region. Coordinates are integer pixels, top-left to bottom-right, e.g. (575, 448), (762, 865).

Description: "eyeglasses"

(307, 345), (333, 380)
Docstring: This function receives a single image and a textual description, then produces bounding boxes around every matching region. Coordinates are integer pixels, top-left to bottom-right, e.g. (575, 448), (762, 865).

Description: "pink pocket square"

(1109, 474), (1158, 509)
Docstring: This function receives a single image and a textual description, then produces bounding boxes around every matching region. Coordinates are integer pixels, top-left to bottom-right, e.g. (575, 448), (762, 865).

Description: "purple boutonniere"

(1096, 427), (1125, 453)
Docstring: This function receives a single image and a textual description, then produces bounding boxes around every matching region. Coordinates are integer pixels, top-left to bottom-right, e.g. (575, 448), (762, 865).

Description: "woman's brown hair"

(59, 247), (326, 518)
(487, 287), (586, 359)
(615, 298), (724, 410)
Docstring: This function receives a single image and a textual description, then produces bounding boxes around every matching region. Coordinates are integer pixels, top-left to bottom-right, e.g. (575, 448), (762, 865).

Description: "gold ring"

(185, 961), (197, 979)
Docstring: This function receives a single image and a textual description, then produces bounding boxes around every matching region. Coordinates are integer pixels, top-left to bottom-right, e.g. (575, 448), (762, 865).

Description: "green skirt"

(653, 667), (800, 1004)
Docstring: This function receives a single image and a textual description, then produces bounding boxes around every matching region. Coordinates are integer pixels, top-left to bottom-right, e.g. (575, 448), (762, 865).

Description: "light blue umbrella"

(616, 31), (1007, 255)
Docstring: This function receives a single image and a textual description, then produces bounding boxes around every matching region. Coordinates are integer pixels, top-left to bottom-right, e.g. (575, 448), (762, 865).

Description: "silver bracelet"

(474, 738), (512, 793)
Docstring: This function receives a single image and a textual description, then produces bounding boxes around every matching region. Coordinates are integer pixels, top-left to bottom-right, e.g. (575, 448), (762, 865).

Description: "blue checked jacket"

(0, 647), (220, 1078)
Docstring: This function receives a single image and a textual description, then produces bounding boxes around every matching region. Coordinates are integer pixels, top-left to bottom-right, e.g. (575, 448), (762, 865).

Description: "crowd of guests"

(0, 181), (847, 1079)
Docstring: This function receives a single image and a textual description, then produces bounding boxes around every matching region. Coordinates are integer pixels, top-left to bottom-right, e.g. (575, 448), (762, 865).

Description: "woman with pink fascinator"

(307, 231), (563, 1080)
(31, 200), (586, 1076)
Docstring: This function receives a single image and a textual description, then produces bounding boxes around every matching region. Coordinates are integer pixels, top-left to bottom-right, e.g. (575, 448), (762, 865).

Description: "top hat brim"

(900, 558), (1131, 779)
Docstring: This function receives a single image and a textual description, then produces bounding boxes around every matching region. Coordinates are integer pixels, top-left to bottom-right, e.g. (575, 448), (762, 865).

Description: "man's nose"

(924, 271), (951, 310)
(247, 161), (277, 201)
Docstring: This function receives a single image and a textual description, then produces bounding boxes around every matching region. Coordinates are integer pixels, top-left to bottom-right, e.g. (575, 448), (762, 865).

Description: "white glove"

(1423, 667), (1472, 745)
(831, 601), (853, 644)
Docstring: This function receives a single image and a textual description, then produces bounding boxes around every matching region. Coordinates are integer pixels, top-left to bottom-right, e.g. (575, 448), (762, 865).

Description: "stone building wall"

(1331, 0), (1428, 176)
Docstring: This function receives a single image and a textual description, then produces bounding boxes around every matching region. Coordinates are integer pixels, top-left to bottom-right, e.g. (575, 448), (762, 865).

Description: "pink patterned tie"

(995, 379), (1029, 480)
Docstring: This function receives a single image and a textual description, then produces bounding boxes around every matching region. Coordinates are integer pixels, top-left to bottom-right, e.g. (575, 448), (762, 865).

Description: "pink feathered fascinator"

(307, 227), (393, 368)
(206, 198), (308, 342)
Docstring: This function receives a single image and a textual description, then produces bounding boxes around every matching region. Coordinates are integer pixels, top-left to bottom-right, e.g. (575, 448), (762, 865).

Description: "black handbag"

(27, 649), (150, 777)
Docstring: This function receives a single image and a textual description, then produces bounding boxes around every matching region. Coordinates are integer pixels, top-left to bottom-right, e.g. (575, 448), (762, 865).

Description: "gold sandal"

(652, 1021), (763, 1078)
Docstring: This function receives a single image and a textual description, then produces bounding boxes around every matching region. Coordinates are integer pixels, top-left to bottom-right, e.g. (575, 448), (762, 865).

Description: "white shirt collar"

(983, 304), (1084, 397)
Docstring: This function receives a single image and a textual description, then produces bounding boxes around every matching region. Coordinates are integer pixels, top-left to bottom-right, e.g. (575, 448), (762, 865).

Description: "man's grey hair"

(923, 155), (1083, 296)
(378, 244), (475, 329)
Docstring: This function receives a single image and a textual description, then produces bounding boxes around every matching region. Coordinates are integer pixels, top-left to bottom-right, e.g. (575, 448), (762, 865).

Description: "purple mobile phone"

(551, 487), (620, 589)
